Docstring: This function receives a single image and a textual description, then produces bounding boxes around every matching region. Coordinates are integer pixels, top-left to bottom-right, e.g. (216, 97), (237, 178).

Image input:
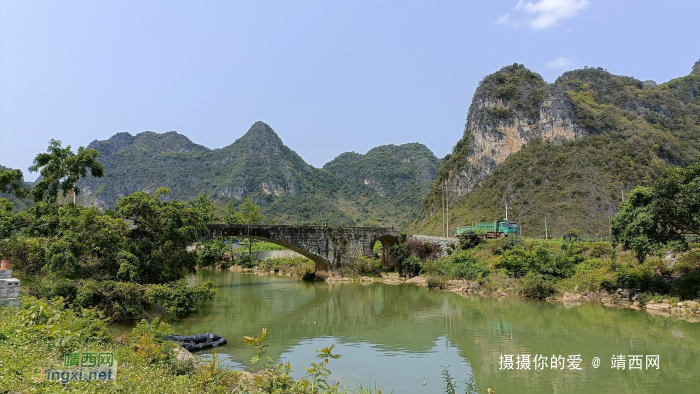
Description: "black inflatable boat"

(166, 333), (227, 351)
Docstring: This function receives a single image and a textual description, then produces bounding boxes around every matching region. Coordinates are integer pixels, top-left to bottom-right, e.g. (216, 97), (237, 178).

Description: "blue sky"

(2, 0), (699, 180)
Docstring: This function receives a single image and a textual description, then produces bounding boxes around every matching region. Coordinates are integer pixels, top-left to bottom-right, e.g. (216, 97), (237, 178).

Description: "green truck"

(455, 220), (520, 239)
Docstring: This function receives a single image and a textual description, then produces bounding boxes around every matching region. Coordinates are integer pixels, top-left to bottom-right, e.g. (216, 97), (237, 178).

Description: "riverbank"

(225, 236), (700, 323)
(0, 296), (389, 394)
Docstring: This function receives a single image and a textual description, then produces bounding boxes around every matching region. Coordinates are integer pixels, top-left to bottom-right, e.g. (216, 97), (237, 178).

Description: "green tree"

(611, 159), (700, 262)
(222, 200), (241, 224)
(189, 193), (218, 223)
(239, 197), (269, 224)
(115, 188), (208, 283)
(29, 139), (103, 203)
(611, 187), (661, 263)
(0, 168), (30, 198)
(236, 197), (269, 258)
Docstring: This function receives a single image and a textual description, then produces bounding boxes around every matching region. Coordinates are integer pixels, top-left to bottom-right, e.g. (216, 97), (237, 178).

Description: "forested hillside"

(77, 122), (439, 228)
(409, 60), (700, 237)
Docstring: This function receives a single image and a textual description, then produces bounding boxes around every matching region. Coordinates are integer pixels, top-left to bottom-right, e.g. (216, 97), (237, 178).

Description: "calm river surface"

(152, 269), (699, 393)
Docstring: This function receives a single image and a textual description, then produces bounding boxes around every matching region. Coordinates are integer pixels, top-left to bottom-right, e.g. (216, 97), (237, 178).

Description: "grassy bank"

(388, 236), (700, 307)
(0, 296), (393, 393)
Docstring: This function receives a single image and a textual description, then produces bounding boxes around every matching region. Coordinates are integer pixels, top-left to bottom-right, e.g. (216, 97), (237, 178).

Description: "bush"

(197, 239), (228, 267)
(673, 271), (700, 300)
(426, 275), (448, 289)
(589, 243), (614, 258)
(449, 250), (489, 280)
(493, 236), (523, 254)
(564, 229), (580, 241)
(497, 250), (528, 278)
(390, 242), (410, 262)
(458, 230), (482, 250)
(401, 256), (423, 277)
(130, 318), (173, 365)
(520, 273), (557, 299)
(497, 245), (577, 278)
(144, 279), (216, 319)
(407, 239), (441, 260)
(236, 255), (259, 268)
(616, 269), (638, 288)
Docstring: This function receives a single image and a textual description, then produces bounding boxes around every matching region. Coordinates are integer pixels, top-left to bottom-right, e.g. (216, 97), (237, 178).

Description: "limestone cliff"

(411, 60), (700, 237)
(421, 64), (584, 218)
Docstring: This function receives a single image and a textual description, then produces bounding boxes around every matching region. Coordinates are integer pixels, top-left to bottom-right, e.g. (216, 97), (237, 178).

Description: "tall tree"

(236, 197), (269, 257)
(29, 139), (104, 203)
(239, 197), (269, 225)
(612, 157), (700, 262)
(0, 168), (30, 198)
(189, 193), (218, 223)
(116, 188), (208, 283)
(222, 200), (241, 224)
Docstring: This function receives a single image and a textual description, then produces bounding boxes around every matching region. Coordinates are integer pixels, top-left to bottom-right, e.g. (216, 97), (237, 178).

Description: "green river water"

(158, 269), (700, 393)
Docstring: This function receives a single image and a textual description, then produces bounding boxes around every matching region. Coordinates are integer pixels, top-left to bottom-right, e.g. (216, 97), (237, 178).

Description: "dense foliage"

(0, 141), (217, 319)
(612, 158), (700, 261)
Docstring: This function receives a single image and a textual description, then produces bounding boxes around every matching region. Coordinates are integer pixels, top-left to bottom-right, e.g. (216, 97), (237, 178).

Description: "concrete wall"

(0, 269), (20, 308)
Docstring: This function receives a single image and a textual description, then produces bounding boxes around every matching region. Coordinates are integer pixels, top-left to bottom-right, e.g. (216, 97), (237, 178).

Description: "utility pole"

(505, 203), (508, 220)
(441, 184), (445, 237)
(446, 181), (449, 237)
(545, 216), (548, 240)
(622, 189), (624, 202)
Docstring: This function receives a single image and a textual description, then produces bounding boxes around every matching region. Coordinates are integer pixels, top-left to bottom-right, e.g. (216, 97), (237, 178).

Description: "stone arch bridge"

(206, 224), (398, 277)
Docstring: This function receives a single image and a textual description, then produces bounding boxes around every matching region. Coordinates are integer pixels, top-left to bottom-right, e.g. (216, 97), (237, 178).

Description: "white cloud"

(545, 56), (576, 69)
(496, 13), (510, 25)
(524, 0), (589, 29)
(496, 0), (589, 30)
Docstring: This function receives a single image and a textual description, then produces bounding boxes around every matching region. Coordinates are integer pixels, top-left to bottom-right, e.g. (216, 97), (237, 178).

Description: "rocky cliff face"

(411, 60), (700, 236)
(425, 65), (585, 217)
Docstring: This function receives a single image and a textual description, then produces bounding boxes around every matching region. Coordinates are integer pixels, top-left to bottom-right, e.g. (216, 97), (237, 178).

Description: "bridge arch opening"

(374, 234), (399, 269)
(229, 235), (332, 278)
(207, 224), (398, 279)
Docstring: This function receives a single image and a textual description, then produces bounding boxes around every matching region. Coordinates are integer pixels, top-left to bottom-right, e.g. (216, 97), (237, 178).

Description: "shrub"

(236, 255), (258, 268)
(497, 245), (578, 279)
(673, 252), (700, 274)
(426, 275), (447, 289)
(616, 269), (638, 289)
(493, 236), (523, 255)
(564, 229), (580, 240)
(459, 230), (482, 250)
(673, 271), (700, 300)
(197, 238), (228, 267)
(497, 250), (527, 277)
(520, 273), (557, 299)
(449, 250), (489, 280)
(589, 243), (614, 258)
(401, 256), (423, 277)
(390, 242), (410, 262)
(144, 279), (216, 319)
(353, 256), (383, 277)
(407, 239), (441, 260)
(130, 318), (173, 364)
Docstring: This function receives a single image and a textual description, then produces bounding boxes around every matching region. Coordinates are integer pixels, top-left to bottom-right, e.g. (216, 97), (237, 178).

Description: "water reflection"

(144, 270), (700, 393)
